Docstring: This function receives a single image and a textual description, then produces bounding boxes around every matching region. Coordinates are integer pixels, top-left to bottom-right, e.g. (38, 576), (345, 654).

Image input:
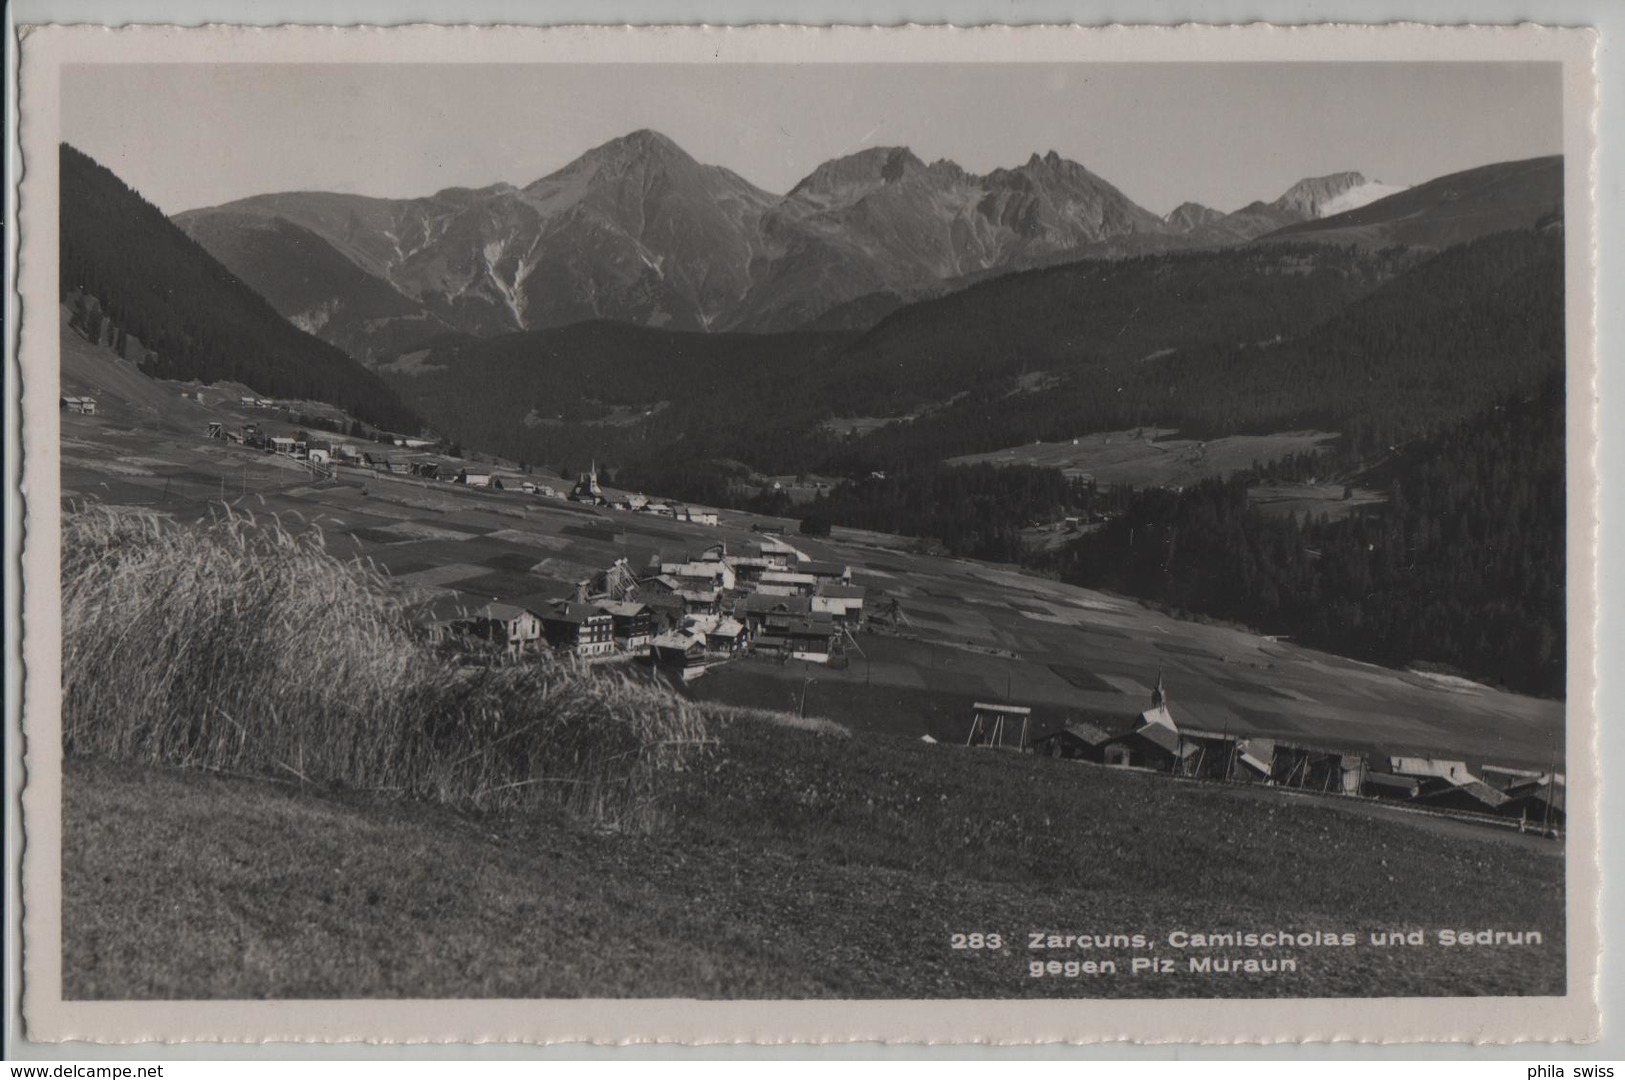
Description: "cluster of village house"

(206, 416), (728, 526)
(182, 409), (1564, 832)
(415, 532), (865, 683)
(1020, 681), (1565, 832)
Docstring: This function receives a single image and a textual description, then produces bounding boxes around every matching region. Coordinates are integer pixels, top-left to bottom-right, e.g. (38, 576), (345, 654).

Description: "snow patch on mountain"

(1318, 180), (1409, 218)
(481, 233), (542, 330)
(289, 299), (340, 335)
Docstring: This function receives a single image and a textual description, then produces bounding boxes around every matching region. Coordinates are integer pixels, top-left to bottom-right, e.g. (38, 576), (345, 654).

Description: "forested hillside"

(388, 243), (1411, 477)
(392, 225), (1561, 505)
(833, 227), (1564, 471)
(817, 243), (1413, 418)
(59, 145), (423, 434)
(1040, 376), (1566, 697)
(799, 464), (1099, 564)
(382, 320), (852, 474)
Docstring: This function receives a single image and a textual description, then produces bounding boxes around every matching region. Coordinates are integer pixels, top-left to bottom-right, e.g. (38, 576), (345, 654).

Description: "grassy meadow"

(60, 502), (1565, 999)
(62, 503), (709, 825)
(66, 718), (1564, 999)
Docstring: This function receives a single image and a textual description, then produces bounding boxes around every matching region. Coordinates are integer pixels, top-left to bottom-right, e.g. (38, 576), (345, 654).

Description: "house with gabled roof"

(660, 558), (736, 593)
(1032, 720), (1116, 762)
(650, 628), (708, 681)
(674, 589), (721, 615)
(758, 570), (818, 596)
(1104, 702), (1194, 771)
(703, 616), (747, 654)
(639, 574), (683, 597)
(751, 613), (839, 663)
(593, 599), (654, 654)
(739, 593), (813, 637)
(414, 597), (542, 659)
(812, 582), (866, 624)
(1101, 676), (1198, 772)
(802, 560), (851, 584)
(755, 536), (809, 564)
(1498, 775), (1565, 830)
(537, 600), (616, 658)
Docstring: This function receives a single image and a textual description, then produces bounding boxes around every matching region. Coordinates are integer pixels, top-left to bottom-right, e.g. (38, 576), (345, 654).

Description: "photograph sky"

(62, 61), (1563, 216)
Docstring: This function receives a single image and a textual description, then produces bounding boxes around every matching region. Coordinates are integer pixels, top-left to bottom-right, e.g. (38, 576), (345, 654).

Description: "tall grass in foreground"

(61, 503), (711, 828)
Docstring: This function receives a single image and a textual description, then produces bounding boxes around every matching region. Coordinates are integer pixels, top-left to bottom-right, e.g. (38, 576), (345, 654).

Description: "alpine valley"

(171, 129), (1525, 356)
(63, 134), (1568, 695)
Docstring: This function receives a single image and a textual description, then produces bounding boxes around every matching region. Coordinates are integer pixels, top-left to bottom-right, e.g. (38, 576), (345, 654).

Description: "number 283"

(950, 933), (1003, 950)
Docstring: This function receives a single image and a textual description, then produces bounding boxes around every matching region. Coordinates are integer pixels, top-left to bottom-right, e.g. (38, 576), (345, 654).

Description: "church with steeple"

(569, 460), (604, 504)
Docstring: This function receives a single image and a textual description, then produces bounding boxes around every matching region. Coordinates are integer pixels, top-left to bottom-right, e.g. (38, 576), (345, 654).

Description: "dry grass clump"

(61, 503), (710, 828)
(701, 703), (850, 739)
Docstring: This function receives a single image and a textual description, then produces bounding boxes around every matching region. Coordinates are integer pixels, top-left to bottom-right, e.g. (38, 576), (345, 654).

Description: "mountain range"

(59, 144), (422, 434)
(60, 142), (1568, 702)
(173, 130), (1494, 357)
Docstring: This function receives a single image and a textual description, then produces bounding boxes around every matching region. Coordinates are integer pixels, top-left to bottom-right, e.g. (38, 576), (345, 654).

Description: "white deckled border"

(12, 21), (1601, 1046)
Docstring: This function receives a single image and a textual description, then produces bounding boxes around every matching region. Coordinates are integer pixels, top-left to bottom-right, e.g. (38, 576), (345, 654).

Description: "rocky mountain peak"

(1272, 171), (1370, 219)
(788, 146), (929, 203)
(533, 128), (699, 188)
(1165, 201), (1225, 232)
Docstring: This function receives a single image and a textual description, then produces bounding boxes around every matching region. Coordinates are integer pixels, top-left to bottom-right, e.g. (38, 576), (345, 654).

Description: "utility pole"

(1542, 742), (1560, 838)
(799, 676), (816, 718)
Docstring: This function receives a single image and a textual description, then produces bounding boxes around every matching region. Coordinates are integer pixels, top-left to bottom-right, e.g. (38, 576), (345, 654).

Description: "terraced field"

(52, 334), (1570, 1003)
(58, 405), (1564, 774)
(948, 426), (1342, 488)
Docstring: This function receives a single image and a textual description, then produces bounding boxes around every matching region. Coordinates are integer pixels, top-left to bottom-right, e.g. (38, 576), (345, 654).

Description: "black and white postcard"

(11, 21), (1600, 1045)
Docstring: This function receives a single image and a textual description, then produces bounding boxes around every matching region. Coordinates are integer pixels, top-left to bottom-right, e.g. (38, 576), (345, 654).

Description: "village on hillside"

(183, 404), (863, 671)
(82, 397), (1553, 840)
(57, 390), (1568, 840)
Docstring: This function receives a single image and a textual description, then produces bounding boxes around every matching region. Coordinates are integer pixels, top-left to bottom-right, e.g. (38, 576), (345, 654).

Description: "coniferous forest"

(59, 145), (422, 434)
(392, 227), (1559, 488)
(378, 218), (1566, 694)
(57, 139), (1566, 696)
(1039, 376), (1566, 697)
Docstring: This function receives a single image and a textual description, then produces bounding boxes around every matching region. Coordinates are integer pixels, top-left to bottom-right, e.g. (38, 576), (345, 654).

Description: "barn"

(1415, 777), (1511, 815)
(1498, 776), (1566, 830)
(413, 599), (542, 659)
(650, 629), (708, 681)
(1176, 729), (1274, 782)
(1103, 704), (1194, 771)
(1031, 720), (1114, 761)
(812, 583), (867, 624)
(740, 594), (813, 636)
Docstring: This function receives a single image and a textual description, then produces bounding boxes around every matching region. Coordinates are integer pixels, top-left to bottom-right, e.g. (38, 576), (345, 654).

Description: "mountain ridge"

(60, 144), (423, 434)
(177, 130), (1185, 341)
(173, 133), (1556, 353)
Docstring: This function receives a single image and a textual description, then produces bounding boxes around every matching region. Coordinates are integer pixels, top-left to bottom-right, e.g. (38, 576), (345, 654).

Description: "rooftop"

(537, 601), (611, 625)
(742, 593), (813, 614)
